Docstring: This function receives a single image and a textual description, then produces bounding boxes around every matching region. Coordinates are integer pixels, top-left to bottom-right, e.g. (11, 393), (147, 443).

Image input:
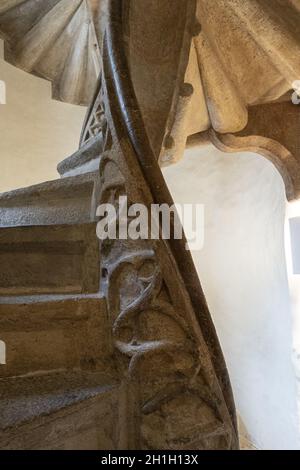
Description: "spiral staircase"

(0, 0), (299, 450)
(0, 0), (115, 450)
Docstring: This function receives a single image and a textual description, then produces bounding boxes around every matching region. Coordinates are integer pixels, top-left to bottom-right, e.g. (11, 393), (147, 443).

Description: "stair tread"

(0, 371), (117, 432)
(0, 172), (96, 204)
(0, 292), (102, 305)
(57, 134), (102, 177)
(0, 172), (97, 229)
(0, 295), (104, 323)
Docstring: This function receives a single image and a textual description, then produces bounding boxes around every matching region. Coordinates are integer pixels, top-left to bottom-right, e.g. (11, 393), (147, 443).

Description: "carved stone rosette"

(82, 0), (239, 450)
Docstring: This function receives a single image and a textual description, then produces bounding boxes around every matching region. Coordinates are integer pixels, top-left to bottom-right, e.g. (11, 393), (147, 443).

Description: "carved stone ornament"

(79, 0), (239, 450)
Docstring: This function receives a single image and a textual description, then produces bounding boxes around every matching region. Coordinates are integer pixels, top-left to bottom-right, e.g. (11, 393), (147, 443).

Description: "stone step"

(58, 134), (103, 178)
(0, 172), (97, 227)
(0, 370), (118, 449)
(0, 222), (100, 296)
(0, 296), (111, 378)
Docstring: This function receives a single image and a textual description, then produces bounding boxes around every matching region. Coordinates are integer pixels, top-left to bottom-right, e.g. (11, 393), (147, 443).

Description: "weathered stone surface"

(0, 223), (99, 296)
(0, 172), (97, 226)
(0, 371), (119, 450)
(0, 298), (110, 378)
(158, 1), (300, 201)
(0, 0), (101, 106)
(192, 0), (300, 134)
(125, 0), (195, 157)
(58, 135), (103, 178)
(84, 0), (239, 449)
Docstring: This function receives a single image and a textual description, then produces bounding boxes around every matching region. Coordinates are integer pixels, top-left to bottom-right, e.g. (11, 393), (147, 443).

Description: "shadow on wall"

(0, 39), (86, 193)
(163, 145), (300, 450)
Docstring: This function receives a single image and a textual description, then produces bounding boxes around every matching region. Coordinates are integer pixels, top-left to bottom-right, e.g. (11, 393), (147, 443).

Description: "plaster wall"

(286, 200), (300, 431)
(163, 146), (300, 450)
(0, 39), (86, 193)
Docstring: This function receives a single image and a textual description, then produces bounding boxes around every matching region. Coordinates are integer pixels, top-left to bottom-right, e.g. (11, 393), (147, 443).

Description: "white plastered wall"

(0, 39), (86, 192)
(163, 146), (300, 450)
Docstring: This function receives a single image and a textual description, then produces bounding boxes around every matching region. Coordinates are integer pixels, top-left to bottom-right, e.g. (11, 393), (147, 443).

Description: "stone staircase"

(0, 141), (120, 449)
(0, 0), (241, 450)
(0, 1), (120, 449)
(0, 371), (118, 450)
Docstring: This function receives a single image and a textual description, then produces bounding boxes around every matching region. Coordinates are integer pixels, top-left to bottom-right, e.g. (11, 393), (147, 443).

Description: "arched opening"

(163, 144), (300, 450)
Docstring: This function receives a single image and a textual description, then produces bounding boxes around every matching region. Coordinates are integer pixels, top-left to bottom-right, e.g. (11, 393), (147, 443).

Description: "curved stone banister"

(104, 0), (237, 426)
(90, 0), (238, 449)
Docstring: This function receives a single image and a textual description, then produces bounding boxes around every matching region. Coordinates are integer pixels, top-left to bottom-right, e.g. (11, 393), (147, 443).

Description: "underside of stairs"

(0, 0), (101, 105)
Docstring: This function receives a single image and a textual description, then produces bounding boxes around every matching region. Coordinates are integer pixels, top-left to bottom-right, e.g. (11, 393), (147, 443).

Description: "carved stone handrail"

(87, 0), (239, 449)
